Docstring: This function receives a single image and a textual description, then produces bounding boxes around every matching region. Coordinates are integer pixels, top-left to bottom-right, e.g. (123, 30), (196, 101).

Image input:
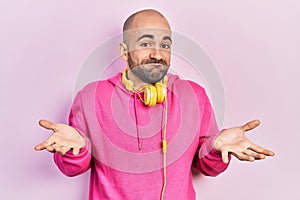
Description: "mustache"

(140, 58), (168, 66)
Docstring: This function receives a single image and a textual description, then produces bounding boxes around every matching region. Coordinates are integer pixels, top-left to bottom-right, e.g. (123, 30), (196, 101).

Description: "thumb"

(221, 150), (229, 164)
(242, 119), (260, 132)
(39, 119), (57, 132)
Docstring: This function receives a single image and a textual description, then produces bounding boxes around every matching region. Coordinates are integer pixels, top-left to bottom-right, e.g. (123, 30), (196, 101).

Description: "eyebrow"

(137, 34), (154, 41)
(163, 36), (172, 43)
(137, 34), (172, 43)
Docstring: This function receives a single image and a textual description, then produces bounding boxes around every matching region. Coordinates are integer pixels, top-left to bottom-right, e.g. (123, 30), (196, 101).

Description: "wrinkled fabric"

(54, 73), (230, 200)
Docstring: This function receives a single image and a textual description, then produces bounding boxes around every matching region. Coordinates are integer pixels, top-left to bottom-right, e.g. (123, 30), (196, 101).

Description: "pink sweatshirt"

(54, 73), (230, 200)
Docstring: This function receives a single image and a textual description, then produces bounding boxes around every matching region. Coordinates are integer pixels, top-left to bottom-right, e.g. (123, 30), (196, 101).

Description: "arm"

(191, 83), (274, 175)
(35, 92), (92, 176)
(192, 87), (230, 176)
(54, 146), (91, 177)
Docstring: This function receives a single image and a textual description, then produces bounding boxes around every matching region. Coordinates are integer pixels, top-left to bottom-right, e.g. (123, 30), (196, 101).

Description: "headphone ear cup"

(155, 82), (166, 103)
(122, 69), (167, 106)
(144, 86), (157, 106)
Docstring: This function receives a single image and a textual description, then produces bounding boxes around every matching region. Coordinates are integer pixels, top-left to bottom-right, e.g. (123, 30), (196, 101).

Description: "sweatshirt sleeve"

(53, 91), (92, 177)
(191, 83), (231, 177)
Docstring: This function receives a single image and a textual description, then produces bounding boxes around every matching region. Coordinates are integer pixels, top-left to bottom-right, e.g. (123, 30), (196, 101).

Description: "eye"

(140, 42), (151, 47)
(161, 43), (171, 49)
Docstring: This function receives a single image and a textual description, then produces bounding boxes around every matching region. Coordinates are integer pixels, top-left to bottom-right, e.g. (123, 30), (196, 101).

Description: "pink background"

(1, 0), (299, 199)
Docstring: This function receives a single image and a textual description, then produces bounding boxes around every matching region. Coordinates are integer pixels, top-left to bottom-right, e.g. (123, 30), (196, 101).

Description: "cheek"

(130, 50), (151, 62)
(162, 51), (171, 64)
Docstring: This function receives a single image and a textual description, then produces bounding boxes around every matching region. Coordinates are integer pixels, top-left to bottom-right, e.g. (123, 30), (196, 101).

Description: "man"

(35, 9), (274, 200)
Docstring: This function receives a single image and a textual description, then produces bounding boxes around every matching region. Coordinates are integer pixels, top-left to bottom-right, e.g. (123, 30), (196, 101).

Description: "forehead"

(124, 28), (172, 42)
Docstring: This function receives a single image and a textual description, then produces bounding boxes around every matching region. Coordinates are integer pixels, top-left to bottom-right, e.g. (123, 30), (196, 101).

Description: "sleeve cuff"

(61, 146), (89, 158)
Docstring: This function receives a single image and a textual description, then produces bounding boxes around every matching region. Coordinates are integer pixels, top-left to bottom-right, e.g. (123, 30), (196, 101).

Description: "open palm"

(34, 120), (86, 155)
(213, 120), (275, 163)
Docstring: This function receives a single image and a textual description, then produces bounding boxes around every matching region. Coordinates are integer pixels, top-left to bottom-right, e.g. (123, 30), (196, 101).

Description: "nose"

(149, 47), (162, 60)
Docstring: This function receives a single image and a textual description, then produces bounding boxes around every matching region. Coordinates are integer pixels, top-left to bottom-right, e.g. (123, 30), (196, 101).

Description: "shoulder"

(167, 73), (207, 97)
(79, 73), (122, 96)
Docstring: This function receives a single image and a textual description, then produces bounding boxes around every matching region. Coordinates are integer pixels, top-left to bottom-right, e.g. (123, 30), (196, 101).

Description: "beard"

(127, 53), (170, 84)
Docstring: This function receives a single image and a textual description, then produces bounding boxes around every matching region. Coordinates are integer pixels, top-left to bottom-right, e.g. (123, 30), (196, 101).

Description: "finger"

(244, 149), (266, 160)
(248, 144), (275, 156)
(60, 146), (71, 155)
(221, 150), (229, 164)
(39, 119), (58, 132)
(242, 119), (260, 132)
(51, 143), (63, 153)
(72, 147), (81, 156)
(34, 138), (55, 151)
(34, 144), (45, 151)
(233, 152), (255, 162)
(45, 144), (55, 153)
(34, 143), (46, 151)
(53, 144), (72, 155)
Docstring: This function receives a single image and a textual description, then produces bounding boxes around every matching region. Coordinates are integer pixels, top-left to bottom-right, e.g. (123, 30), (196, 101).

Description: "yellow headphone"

(121, 69), (168, 106)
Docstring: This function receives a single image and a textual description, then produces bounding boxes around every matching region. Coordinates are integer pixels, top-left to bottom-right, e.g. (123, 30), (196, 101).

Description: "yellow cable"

(160, 98), (168, 200)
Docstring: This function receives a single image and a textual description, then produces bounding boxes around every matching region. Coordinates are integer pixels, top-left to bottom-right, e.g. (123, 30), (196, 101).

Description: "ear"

(119, 43), (128, 61)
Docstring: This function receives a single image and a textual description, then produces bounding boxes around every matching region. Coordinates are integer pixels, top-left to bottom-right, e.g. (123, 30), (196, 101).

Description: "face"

(125, 28), (172, 84)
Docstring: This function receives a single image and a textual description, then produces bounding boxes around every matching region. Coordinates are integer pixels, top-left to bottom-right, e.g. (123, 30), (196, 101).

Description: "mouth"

(144, 63), (164, 68)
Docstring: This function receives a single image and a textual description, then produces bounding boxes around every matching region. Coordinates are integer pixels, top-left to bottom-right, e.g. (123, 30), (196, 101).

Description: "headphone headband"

(121, 69), (167, 106)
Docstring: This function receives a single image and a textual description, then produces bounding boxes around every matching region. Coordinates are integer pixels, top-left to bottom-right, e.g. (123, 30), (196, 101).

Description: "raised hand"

(213, 120), (275, 163)
(34, 120), (86, 155)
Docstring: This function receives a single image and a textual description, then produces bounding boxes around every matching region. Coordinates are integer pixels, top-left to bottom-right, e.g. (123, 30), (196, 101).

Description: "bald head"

(123, 9), (171, 32)
(119, 9), (172, 85)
